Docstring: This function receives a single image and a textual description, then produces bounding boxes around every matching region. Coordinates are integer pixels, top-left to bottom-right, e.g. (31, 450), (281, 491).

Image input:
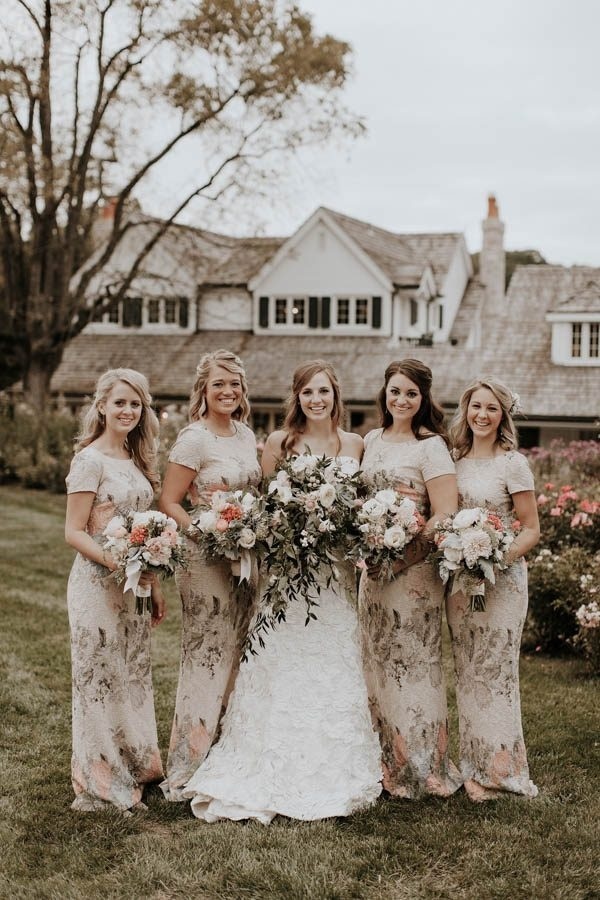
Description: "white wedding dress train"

(182, 558), (382, 824)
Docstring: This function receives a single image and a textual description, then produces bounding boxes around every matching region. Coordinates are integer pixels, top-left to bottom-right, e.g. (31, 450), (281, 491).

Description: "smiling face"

(385, 373), (422, 426)
(99, 380), (143, 437)
(204, 364), (243, 418)
(467, 386), (503, 441)
(298, 370), (335, 422)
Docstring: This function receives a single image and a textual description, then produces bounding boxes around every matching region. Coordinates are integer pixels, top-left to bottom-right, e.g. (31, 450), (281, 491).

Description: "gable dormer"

(249, 209), (394, 335)
(546, 281), (600, 366)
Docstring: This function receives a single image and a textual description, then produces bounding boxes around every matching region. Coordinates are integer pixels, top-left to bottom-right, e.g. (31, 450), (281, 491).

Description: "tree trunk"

(22, 353), (60, 412)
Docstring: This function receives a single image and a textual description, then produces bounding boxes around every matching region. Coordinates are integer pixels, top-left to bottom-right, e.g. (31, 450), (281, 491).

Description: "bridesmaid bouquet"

(244, 454), (361, 656)
(433, 507), (515, 611)
(347, 484), (425, 580)
(188, 488), (265, 581)
(102, 511), (188, 613)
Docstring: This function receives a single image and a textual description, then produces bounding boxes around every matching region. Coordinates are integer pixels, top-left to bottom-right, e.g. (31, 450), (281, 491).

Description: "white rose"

(241, 492), (256, 511)
(374, 488), (397, 508)
(318, 483), (337, 508)
(383, 525), (407, 549)
(103, 515), (127, 538)
(291, 455), (317, 474)
(452, 507), (485, 530)
(440, 532), (464, 564)
(275, 485), (293, 504)
(211, 490), (229, 513)
(194, 510), (219, 532)
(362, 498), (387, 520)
(395, 498), (418, 526)
(238, 527), (256, 549)
(131, 510), (156, 527)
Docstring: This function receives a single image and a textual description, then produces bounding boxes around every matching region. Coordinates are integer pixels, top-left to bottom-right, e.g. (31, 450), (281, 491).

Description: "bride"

(182, 360), (382, 823)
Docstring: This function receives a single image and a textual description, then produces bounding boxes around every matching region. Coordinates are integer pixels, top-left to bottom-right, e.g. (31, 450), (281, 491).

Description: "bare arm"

(158, 462), (197, 529)
(506, 490), (540, 564)
(65, 492), (117, 571)
(261, 431), (286, 477)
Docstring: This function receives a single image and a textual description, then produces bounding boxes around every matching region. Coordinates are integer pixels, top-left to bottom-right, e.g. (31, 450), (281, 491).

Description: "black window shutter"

(123, 296), (142, 327)
(372, 296), (382, 329)
(321, 296), (331, 328)
(259, 296), (269, 328)
(179, 298), (189, 328)
(308, 296), (319, 328)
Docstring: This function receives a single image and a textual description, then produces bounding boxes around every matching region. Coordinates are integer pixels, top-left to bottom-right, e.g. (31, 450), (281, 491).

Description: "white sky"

(147, 0), (600, 265)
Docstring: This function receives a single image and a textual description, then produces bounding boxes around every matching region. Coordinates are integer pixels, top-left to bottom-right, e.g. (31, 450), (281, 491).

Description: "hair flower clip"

(509, 392), (522, 416)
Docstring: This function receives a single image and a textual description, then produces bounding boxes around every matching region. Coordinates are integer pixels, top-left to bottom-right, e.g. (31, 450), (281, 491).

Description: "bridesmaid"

(65, 368), (165, 812)
(359, 358), (461, 798)
(447, 377), (540, 801)
(158, 349), (261, 800)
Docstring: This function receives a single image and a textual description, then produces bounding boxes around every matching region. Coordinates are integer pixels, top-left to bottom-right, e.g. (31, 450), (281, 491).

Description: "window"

(108, 304), (120, 324)
(164, 299), (177, 324)
(291, 298), (305, 325)
(410, 298), (419, 326)
(590, 323), (599, 358)
(571, 323), (582, 357)
(275, 298), (287, 324)
(355, 298), (369, 325)
(148, 299), (160, 323)
(337, 298), (350, 324)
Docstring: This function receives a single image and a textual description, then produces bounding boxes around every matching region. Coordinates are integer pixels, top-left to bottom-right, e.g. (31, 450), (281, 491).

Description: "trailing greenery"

(1, 485), (599, 899)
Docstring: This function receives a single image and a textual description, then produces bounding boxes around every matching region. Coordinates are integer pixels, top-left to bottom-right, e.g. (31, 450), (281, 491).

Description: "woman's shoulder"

(363, 427), (383, 446)
(338, 429), (363, 455)
(264, 429), (287, 449)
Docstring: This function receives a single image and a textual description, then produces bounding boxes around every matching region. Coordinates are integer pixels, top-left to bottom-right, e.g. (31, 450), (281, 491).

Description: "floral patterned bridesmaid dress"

(446, 451), (538, 801)
(359, 430), (462, 798)
(66, 447), (163, 811)
(161, 420), (261, 800)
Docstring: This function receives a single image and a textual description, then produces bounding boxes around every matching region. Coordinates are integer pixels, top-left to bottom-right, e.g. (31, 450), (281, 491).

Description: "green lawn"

(0, 485), (598, 900)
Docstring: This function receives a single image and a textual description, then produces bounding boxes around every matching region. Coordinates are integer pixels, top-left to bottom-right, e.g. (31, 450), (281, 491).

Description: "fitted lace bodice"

(455, 451), (534, 524)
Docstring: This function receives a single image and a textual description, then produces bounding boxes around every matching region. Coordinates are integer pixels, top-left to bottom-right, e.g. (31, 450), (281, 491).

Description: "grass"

(0, 484), (598, 900)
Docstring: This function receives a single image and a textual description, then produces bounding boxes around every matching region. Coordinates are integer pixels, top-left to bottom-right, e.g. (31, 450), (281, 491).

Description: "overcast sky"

(143, 0), (600, 266)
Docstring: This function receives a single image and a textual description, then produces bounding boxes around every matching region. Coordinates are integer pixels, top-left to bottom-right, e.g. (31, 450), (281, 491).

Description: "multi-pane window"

(355, 298), (369, 324)
(571, 322), (582, 357)
(164, 299), (177, 324)
(108, 304), (120, 323)
(337, 298), (350, 324)
(590, 323), (599, 358)
(291, 299), (305, 324)
(275, 298), (287, 324)
(148, 299), (160, 323)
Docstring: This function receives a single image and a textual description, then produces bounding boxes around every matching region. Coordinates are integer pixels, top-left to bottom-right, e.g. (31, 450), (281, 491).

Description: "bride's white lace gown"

(182, 459), (383, 824)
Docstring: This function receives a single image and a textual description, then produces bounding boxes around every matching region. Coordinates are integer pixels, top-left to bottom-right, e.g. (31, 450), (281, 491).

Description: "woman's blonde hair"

(281, 360), (345, 455)
(189, 349), (250, 423)
(451, 376), (519, 460)
(76, 368), (160, 488)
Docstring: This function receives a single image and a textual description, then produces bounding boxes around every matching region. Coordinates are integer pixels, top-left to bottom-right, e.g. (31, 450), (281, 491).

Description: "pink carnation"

(549, 508), (562, 517)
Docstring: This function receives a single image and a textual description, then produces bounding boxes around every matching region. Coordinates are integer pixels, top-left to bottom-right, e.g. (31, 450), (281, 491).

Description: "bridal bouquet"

(188, 488), (265, 581)
(244, 454), (361, 656)
(433, 507), (516, 611)
(102, 510), (188, 613)
(347, 483), (425, 580)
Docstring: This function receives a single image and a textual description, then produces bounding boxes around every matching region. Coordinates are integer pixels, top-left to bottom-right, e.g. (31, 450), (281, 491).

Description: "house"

(53, 198), (600, 445)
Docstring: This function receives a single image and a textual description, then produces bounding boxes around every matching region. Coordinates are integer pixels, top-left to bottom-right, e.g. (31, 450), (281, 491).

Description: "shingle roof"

(324, 208), (461, 287)
(548, 278), (600, 314)
(53, 264), (600, 419)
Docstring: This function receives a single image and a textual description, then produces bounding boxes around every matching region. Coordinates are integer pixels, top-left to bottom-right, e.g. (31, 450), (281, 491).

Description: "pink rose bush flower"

(102, 510), (188, 614)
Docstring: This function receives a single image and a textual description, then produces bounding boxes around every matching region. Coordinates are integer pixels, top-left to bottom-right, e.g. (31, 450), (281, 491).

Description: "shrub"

(0, 406), (78, 492)
(535, 483), (600, 554)
(525, 439), (600, 485)
(526, 546), (600, 654)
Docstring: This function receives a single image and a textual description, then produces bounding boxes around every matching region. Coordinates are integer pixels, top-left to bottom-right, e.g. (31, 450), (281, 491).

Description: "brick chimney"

(480, 194), (506, 310)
